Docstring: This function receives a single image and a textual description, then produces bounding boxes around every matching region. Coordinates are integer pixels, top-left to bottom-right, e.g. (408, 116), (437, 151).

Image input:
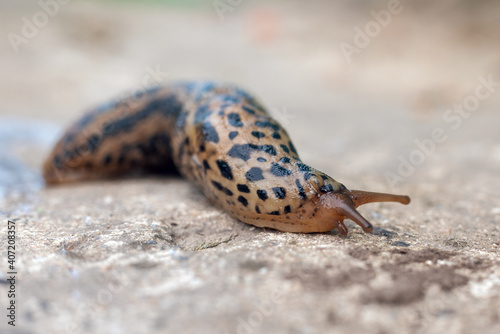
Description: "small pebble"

(372, 227), (398, 238)
(392, 241), (410, 247)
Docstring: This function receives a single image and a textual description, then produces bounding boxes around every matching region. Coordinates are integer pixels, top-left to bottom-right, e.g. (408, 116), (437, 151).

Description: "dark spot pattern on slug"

(63, 149), (75, 161)
(255, 205), (260, 213)
(75, 112), (99, 132)
(212, 180), (233, 196)
(102, 96), (183, 139)
(272, 132), (281, 139)
(135, 143), (148, 157)
(175, 110), (189, 130)
(194, 104), (213, 123)
(295, 179), (306, 199)
(320, 184), (334, 193)
(134, 144), (147, 159)
(235, 88), (257, 103)
(280, 144), (290, 154)
(201, 122), (219, 143)
(228, 131), (238, 140)
(211, 180), (223, 191)
(242, 106), (256, 115)
(279, 157), (290, 164)
(199, 144), (205, 152)
(297, 162), (312, 172)
(53, 155), (63, 168)
(130, 159), (140, 168)
(257, 189), (268, 201)
(289, 141), (298, 155)
(246, 167), (264, 182)
(321, 175), (328, 180)
(102, 122), (114, 136)
(203, 160), (211, 171)
(304, 172), (313, 181)
(120, 144), (132, 154)
(63, 133), (75, 144)
(84, 134), (101, 153)
(272, 187), (286, 199)
(216, 160), (233, 180)
(255, 120), (280, 131)
(251, 131), (266, 139)
(270, 163), (291, 177)
(227, 144), (252, 161)
(131, 86), (160, 100)
(118, 154), (125, 165)
(228, 113), (243, 127)
(284, 205), (291, 214)
(227, 144), (277, 162)
(237, 184), (250, 193)
(238, 196), (248, 207)
(103, 154), (112, 166)
(251, 144), (277, 156)
(269, 211), (280, 216)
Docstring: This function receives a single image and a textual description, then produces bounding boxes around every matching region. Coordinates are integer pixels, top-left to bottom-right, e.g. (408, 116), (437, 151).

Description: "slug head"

(316, 189), (410, 235)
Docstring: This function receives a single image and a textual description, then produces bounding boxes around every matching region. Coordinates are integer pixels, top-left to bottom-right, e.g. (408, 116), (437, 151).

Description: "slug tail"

(347, 190), (410, 208)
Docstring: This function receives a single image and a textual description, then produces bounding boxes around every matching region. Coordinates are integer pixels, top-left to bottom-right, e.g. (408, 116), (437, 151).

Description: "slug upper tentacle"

(43, 81), (410, 235)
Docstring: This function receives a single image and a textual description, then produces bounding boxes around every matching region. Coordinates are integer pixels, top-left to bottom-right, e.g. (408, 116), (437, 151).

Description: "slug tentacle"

(346, 189), (411, 207)
(43, 81), (411, 235)
(338, 202), (374, 234)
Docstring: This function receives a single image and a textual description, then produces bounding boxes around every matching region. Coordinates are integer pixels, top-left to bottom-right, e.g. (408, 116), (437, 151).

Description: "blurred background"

(1, 0), (500, 200)
(1, 1), (500, 333)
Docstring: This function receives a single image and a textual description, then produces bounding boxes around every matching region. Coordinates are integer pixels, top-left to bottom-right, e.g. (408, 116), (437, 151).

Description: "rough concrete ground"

(1, 0), (500, 333)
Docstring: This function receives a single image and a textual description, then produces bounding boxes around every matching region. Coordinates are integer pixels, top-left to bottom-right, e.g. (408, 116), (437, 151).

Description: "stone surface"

(1, 1), (499, 333)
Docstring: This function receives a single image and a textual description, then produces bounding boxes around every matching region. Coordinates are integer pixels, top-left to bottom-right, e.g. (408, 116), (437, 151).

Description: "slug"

(43, 81), (410, 235)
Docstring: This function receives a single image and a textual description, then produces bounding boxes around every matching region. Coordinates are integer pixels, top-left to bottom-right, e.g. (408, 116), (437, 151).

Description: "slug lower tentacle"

(43, 81), (410, 235)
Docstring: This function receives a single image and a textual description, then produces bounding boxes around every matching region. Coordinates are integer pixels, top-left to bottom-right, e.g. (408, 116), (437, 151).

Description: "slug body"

(43, 82), (410, 235)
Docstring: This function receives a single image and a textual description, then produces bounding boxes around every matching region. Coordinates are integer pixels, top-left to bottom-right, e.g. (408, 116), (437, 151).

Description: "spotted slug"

(43, 81), (410, 235)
